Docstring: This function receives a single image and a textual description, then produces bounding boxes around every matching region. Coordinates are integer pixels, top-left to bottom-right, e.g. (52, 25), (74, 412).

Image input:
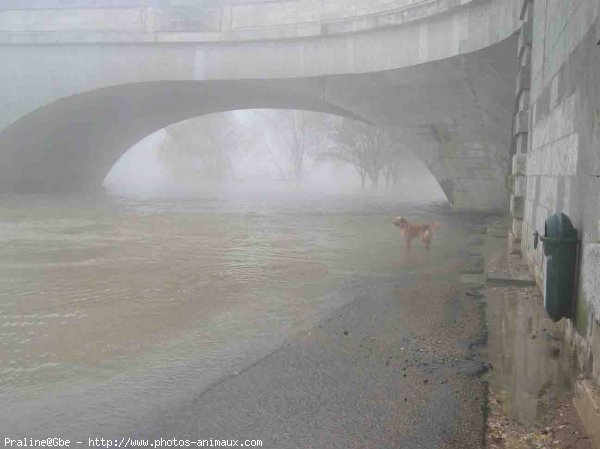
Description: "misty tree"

(259, 110), (330, 183)
(382, 160), (401, 186)
(323, 119), (394, 188)
(158, 112), (245, 185)
(383, 128), (415, 187)
(382, 142), (405, 187)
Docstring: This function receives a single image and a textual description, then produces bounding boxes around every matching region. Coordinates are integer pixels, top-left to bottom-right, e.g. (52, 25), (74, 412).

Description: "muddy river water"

(0, 191), (445, 438)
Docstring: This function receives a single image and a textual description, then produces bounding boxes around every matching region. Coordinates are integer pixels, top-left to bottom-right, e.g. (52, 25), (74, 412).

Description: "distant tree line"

(158, 110), (409, 188)
(321, 118), (404, 188)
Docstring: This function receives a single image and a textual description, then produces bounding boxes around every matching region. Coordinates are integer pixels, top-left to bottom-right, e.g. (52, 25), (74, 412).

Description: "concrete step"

(460, 274), (486, 288)
(485, 272), (535, 286)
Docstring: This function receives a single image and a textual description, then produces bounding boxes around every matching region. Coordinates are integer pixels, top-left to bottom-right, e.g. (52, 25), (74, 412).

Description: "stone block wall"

(508, 0), (534, 255)
(521, 0), (600, 381)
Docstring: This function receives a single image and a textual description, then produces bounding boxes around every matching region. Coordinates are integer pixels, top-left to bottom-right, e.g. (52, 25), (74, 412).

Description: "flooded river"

(0, 191), (444, 438)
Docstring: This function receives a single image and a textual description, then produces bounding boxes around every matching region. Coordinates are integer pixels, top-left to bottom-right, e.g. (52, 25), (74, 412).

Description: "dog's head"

(393, 216), (408, 229)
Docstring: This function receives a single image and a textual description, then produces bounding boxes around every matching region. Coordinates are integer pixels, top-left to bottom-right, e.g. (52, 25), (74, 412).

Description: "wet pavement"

(152, 211), (491, 449)
(481, 218), (591, 449)
(483, 219), (576, 425)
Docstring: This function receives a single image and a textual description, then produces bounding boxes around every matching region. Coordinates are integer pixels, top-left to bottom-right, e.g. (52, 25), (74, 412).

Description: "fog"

(6, 0), (596, 446)
(104, 109), (446, 202)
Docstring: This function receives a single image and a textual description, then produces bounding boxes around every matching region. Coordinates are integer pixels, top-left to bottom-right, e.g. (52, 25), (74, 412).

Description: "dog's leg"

(422, 229), (432, 250)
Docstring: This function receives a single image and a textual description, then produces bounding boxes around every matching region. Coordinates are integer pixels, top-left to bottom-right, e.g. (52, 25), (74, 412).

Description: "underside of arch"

(0, 80), (364, 193)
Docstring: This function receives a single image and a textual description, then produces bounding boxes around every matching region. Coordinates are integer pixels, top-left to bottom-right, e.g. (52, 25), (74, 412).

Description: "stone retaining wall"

(520, 0), (600, 383)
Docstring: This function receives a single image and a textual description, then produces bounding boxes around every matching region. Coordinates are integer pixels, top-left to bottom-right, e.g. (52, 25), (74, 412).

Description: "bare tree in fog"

(320, 119), (369, 188)
(159, 113), (246, 186)
(382, 158), (400, 187)
(382, 140), (407, 187)
(323, 119), (395, 188)
(261, 110), (327, 183)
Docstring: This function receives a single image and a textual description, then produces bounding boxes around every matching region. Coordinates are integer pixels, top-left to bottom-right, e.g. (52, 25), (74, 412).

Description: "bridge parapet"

(0, 0), (477, 43)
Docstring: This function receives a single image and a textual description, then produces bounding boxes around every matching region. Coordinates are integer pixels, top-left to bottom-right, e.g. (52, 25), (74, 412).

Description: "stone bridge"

(0, 0), (523, 211)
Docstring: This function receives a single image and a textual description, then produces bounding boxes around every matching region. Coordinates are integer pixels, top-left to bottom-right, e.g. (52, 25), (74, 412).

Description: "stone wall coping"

(0, 0), (477, 44)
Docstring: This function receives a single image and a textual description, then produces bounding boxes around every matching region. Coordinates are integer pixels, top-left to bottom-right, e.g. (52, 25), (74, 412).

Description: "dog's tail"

(421, 222), (440, 232)
(421, 222), (440, 243)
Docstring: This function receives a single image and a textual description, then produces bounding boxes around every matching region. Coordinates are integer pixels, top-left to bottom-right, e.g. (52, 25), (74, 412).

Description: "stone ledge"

(512, 218), (524, 240)
(512, 154), (527, 176)
(508, 230), (522, 255)
(574, 378), (600, 449)
(516, 88), (530, 111)
(510, 194), (525, 219)
(514, 109), (530, 134)
(0, 0), (484, 44)
(511, 174), (527, 196)
(460, 274), (486, 287)
(486, 272), (535, 286)
(515, 65), (532, 93)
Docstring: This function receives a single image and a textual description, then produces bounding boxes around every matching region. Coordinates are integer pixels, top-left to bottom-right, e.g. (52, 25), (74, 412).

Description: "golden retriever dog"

(393, 216), (440, 250)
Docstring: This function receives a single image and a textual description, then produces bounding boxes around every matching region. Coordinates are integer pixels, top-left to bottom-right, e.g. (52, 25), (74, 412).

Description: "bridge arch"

(0, 0), (523, 211)
(0, 80), (366, 193)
